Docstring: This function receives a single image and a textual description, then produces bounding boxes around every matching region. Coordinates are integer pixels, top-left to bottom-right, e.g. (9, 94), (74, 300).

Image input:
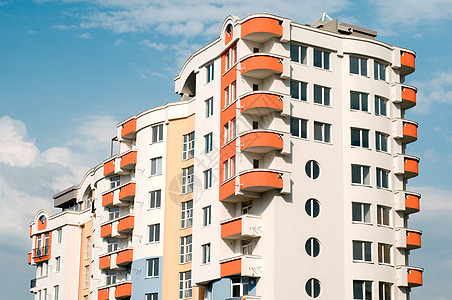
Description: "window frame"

(205, 133), (213, 153)
(375, 95), (387, 116)
(290, 44), (307, 64)
(352, 202), (371, 224)
(313, 84), (331, 106)
(146, 258), (159, 277)
(351, 127), (370, 148)
(349, 56), (368, 76)
(55, 256), (61, 272)
(145, 293), (159, 300)
(205, 97), (214, 118)
(149, 190), (161, 209)
(202, 243), (211, 264)
(353, 280), (372, 300)
(150, 157), (163, 176)
(351, 164), (370, 186)
(290, 117), (308, 139)
(182, 166), (194, 194)
(182, 132), (195, 160)
(206, 63), (214, 83)
(223, 156), (236, 181)
(314, 121), (331, 143)
(84, 265), (90, 288)
(181, 200), (193, 229)
(379, 282), (392, 300)
(350, 91), (369, 112)
(204, 169), (212, 190)
(313, 49), (330, 70)
(375, 131), (388, 152)
(376, 168), (389, 189)
(203, 206), (211, 227)
(290, 79), (308, 101)
(352, 240), (372, 262)
(148, 224), (161, 243)
(179, 271), (192, 299)
(377, 205), (391, 227)
(151, 124), (164, 143)
(378, 243), (392, 265)
(180, 235), (193, 264)
(374, 61), (386, 81)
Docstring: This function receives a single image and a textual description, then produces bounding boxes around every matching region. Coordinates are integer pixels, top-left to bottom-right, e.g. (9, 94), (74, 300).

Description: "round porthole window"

(226, 24), (233, 35)
(305, 278), (321, 298)
(305, 237), (321, 257)
(305, 199), (320, 218)
(305, 160), (320, 179)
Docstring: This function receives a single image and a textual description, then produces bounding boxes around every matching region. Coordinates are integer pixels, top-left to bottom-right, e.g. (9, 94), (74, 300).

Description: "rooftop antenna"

(315, 12), (333, 23)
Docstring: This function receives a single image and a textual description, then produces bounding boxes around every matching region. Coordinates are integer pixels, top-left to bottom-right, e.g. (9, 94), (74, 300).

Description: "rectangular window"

(231, 81), (237, 102)
(206, 63), (214, 83)
(55, 256), (61, 272)
(205, 133), (213, 153)
(351, 164), (370, 185)
(352, 241), (372, 262)
(379, 282), (392, 300)
(313, 49), (330, 70)
(148, 224), (160, 243)
(179, 271), (192, 299)
(106, 271), (116, 286)
(290, 44), (307, 64)
(290, 117), (308, 139)
(203, 206), (211, 227)
(232, 46), (237, 65)
(223, 119), (236, 144)
(110, 176), (120, 189)
(224, 86), (230, 107)
(375, 132), (388, 152)
(314, 121), (331, 143)
(375, 96), (387, 116)
(350, 56), (368, 76)
(378, 243), (391, 264)
(377, 205), (391, 226)
(54, 286), (59, 300)
(226, 52), (230, 69)
(109, 207), (119, 220)
(43, 288), (47, 300)
(374, 61), (386, 81)
(151, 124), (164, 143)
(56, 228), (62, 244)
(351, 128), (369, 148)
(350, 92), (368, 112)
(231, 277), (250, 297)
(149, 190), (161, 209)
(107, 239), (118, 252)
(146, 293), (158, 300)
(242, 200), (253, 214)
(353, 280), (372, 300)
(183, 132), (195, 160)
(181, 200), (193, 229)
(202, 243), (211, 264)
(86, 236), (91, 259)
(223, 156), (236, 181)
(180, 235), (193, 264)
(150, 157), (162, 176)
(290, 80), (308, 101)
(146, 258), (159, 277)
(314, 85), (331, 106)
(376, 168), (389, 189)
(205, 97), (214, 118)
(84, 266), (90, 288)
(182, 166), (194, 194)
(204, 169), (212, 189)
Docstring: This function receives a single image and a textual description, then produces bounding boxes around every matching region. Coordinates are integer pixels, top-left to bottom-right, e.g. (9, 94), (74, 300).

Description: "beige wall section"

(78, 218), (93, 300)
(162, 114), (195, 300)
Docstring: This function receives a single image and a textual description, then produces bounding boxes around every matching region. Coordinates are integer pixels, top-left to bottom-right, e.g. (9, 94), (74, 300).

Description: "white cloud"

(76, 32), (94, 39)
(411, 71), (452, 114)
(114, 38), (124, 46)
(0, 116), (40, 167)
(53, 24), (78, 30)
(140, 39), (166, 51)
(129, 62), (168, 80)
(423, 148), (438, 163)
(411, 186), (452, 212)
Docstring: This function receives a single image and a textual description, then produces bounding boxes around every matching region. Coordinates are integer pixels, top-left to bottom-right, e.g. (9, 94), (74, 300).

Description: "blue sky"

(1, 1), (451, 299)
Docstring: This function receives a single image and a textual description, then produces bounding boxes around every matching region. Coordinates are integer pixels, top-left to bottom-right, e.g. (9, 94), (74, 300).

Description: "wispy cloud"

(412, 71), (452, 114)
(114, 38), (124, 46)
(75, 32), (94, 39)
(140, 39), (166, 51)
(129, 62), (168, 80)
(53, 24), (78, 30)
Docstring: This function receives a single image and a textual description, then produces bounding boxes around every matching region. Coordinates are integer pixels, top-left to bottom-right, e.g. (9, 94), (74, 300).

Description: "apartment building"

(28, 13), (421, 300)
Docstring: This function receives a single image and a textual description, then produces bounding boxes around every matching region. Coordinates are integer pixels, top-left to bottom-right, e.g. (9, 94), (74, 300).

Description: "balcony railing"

(32, 246), (49, 258)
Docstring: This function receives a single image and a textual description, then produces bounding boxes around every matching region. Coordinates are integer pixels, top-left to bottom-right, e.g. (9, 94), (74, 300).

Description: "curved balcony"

(400, 51), (415, 76)
(396, 228), (422, 250)
(395, 191), (420, 214)
(240, 169), (285, 193)
(121, 118), (137, 139)
(241, 17), (283, 42)
(220, 255), (262, 278)
(404, 155), (420, 179)
(240, 54), (284, 79)
(102, 182), (136, 207)
(103, 150), (137, 177)
(240, 130), (284, 154)
(120, 150), (137, 170)
(402, 120), (418, 144)
(397, 266), (423, 287)
(221, 215), (263, 239)
(240, 92), (285, 116)
(401, 85), (417, 109)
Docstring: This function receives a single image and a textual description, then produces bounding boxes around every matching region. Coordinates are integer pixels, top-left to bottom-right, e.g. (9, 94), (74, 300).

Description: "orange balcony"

(221, 215), (263, 239)
(404, 156), (420, 179)
(241, 17), (283, 42)
(119, 182), (136, 201)
(406, 230), (422, 250)
(102, 192), (114, 207)
(98, 288), (109, 300)
(115, 282), (132, 298)
(405, 192), (421, 213)
(241, 54), (283, 79)
(240, 130), (284, 154)
(400, 51), (415, 76)
(100, 224), (112, 238)
(28, 252), (32, 265)
(121, 118), (137, 139)
(401, 85), (417, 109)
(104, 158), (115, 176)
(240, 92), (284, 116)
(116, 248), (133, 265)
(220, 255), (262, 278)
(240, 169), (284, 193)
(407, 268), (423, 287)
(402, 120), (418, 144)
(117, 215), (135, 233)
(120, 150), (137, 170)
(99, 255), (111, 270)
